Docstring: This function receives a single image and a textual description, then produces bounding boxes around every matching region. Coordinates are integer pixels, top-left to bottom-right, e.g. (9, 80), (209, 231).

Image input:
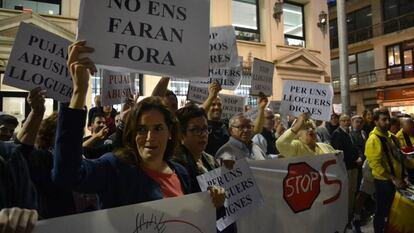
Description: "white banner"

(251, 58), (274, 96)
(33, 192), (215, 233)
(77, 0), (210, 78)
(101, 70), (135, 106)
(209, 26), (239, 68)
(279, 80), (333, 121)
(186, 84), (209, 104)
(219, 94), (246, 120)
(3, 22), (72, 102)
(238, 154), (348, 233)
(333, 104), (342, 114)
(191, 56), (243, 90)
(197, 159), (263, 231)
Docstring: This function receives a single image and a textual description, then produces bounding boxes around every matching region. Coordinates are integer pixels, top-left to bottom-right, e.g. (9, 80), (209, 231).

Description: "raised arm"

(16, 87), (46, 146)
(253, 94), (268, 135)
(202, 81), (221, 112)
(151, 77), (170, 97)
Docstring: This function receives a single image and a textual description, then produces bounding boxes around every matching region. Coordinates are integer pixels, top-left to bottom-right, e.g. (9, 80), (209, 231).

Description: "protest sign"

(279, 80), (333, 121)
(268, 101), (281, 113)
(251, 58), (274, 96)
(186, 84), (209, 104)
(77, 0), (210, 78)
(191, 56), (243, 90)
(3, 22), (72, 102)
(333, 103), (342, 114)
(238, 154), (348, 233)
(209, 26), (239, 68)
(33, 192), (215, 233)
(101, 70), (135, 106)
(244, 107), (258, 121)
(219, 94), (246, 120)
(197, 159), (263, 231)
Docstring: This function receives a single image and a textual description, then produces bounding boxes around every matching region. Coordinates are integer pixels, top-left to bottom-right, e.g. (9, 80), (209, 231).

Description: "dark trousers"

(373, 179), (395, 233)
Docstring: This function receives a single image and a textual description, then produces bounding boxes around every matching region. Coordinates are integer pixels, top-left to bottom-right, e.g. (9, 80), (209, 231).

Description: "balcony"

(332, 63), (414, 90)
(330, 12), (414, 49)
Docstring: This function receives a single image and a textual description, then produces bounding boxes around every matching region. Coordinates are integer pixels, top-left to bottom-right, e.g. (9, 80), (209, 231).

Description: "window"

(232, 0), (260, 42)
(385, 42), (414, 80)
(283, 2), (305, 47)
(2, 0), (61, 15)
(329, 19), (338, 49)
(383, 0), (414, 33)
(234, 71), (257, 107)
(330, 50), (375, 85)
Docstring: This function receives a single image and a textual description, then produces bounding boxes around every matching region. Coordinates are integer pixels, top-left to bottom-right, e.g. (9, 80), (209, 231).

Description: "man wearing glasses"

(215, 113), (267, 162)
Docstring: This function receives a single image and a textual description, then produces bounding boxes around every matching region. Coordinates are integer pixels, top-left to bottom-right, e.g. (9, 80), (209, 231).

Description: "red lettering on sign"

(321, 159), (342, 205)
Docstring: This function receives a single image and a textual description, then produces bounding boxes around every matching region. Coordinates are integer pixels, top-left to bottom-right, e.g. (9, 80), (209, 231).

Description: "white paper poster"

(238, 154), (348, 233)
(186, 84), (209, 104)
(333, 104), (342, 114)
(33, 192), (215, 233)
(209, 26), (239, 68)
(77, 0), (210, 78)
(101, 70), (135, 106)
(219, 94), (246, 120)
(191, 56), (243, 90)
(251, 58), (274, 96)
(268, 101), (281, 113)
(3, 22), (72, 102)
(279, 80), (334, 121)
(244, 107), (259, 121)
(197, 159), (263, 231)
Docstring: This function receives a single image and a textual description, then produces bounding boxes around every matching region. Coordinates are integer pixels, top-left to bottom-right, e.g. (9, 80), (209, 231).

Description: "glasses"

(231, 124), (254, 131)
(187, 127), (210, 136)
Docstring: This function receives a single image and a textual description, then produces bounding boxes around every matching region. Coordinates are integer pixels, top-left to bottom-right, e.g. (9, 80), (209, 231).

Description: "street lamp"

(317, 11), (328, 32)
(273, 1), (283, 23)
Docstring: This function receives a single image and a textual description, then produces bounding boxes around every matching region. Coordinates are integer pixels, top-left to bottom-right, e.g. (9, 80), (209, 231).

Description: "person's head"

(263, 108), (274, 131)
(94, 95), (101, 107)
(103, 105), (112, 115)
(351, 115), (364, 131)
(35, 112), (58, 151)
(400, 118), (414, 136)
(115, 112), (122, 127)
(0, 114), (18, 141)
(163, 90), (178, 114)
(208, 97), (223, 122)
(273, 114), (281, 129)
(176, 104), (209, 155)
(339, 114), (351, 129)
(330, 114), (339, 126)
(228, 113), (253, 144)
(297, 120), (317, 146)
(90, 112), (106, 134)
(389, 117), (401, 135)
(363, 109), (373, 122)
(117, 97), (179, 165)
(373, 108), (390, 133)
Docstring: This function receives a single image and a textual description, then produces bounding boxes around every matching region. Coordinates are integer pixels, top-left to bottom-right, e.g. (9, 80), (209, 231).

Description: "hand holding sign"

(27, 87), (46, 114)
(67, 41), (96, 109)
(257, 93), (268, 110)
(208, 186), (226, 208)
(208, 80), (222, 99)
(291, 112), (310, 134)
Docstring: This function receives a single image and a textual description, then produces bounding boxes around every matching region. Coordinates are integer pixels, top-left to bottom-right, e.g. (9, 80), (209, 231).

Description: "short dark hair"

(176, 104), (207, 132)
(91, 111), (105, 124)
(0, 114), (18, 127)
(373, 108), (390, 121)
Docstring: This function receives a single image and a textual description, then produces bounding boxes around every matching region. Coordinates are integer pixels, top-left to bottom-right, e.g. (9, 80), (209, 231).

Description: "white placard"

(77, 0), (210, 78)
(101, 70), (135, 106)
(197, 159), (263, 231)
(209, 26), (239, 68)
(191, 56), (243, 90)
(268, 101), (281, 113)
(219, 94), (246, 120)
(333, 104), (342, 114)
(251, 58), (274, 96)
(238, 154), (348, 233)
(244, 107), (259, 121)
(33, 192), (215, 233)
(186, 84), (209, 104)
(3, 22), (72, 102)
(279, 80), (333, 121)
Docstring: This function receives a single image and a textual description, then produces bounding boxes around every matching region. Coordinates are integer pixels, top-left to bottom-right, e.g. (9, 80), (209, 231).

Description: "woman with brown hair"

(52, 41), (224, 209)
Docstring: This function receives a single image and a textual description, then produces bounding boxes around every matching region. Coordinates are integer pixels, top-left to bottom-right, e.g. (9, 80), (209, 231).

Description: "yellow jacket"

(276, 128), (337, 157)
(395, 129), (414, 148)
(365, 127), (407, 180)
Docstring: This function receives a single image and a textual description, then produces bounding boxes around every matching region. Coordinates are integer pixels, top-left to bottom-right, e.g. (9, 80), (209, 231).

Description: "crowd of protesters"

(1, 40), (414, 233)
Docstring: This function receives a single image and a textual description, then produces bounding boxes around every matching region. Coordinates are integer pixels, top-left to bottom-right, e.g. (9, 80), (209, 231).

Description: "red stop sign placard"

(283, 162), (321, 213)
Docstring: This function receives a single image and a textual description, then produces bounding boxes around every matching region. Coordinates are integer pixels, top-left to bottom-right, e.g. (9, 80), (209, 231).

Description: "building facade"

(0, 0), (332, 121)
(329, 0), (414, 115)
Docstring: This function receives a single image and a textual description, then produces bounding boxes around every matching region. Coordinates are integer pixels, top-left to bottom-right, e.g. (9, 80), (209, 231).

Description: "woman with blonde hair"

(276, 113), (336, 157)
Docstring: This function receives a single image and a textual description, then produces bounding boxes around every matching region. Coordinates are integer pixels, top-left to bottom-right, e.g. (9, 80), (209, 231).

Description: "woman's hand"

(0, 208), (38, 233)
(208, 186), (226, 208)
(67, 40), (96, 109)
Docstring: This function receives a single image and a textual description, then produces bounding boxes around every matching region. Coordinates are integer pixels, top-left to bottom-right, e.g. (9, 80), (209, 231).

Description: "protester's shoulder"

(169, 160), (189, 177)
(0, 141), (18, 160)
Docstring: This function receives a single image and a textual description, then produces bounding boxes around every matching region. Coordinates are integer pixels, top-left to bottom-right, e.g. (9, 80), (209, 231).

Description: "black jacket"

(331, 127), (359, 169)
